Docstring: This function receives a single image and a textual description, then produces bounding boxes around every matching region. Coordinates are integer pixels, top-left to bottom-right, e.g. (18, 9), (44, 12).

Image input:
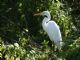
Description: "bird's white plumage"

(41, 11), (62, 50)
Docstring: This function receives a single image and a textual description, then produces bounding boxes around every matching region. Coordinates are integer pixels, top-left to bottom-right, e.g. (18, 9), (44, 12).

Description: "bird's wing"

(46, 21), (62, 42)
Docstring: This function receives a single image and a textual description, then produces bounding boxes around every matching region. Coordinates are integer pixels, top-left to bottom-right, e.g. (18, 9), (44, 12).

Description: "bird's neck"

(43, 17), (50, 23)
(42, 17), (50, 31)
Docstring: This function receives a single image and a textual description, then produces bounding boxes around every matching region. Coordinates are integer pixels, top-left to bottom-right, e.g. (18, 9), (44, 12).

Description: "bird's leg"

(54, 46), (57, 51)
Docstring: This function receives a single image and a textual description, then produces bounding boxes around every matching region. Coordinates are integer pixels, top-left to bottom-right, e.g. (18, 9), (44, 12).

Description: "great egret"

(34, 11), (62, 50)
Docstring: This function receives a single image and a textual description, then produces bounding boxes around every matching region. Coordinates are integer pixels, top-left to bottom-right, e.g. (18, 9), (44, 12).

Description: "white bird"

(34, 11), (62, 50)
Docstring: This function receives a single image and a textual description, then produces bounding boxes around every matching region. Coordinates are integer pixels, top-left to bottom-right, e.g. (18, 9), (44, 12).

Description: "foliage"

(0, 0), (80, 60)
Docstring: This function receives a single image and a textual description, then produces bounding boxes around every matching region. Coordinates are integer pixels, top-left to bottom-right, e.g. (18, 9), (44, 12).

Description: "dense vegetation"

(0, 0), (80, 60)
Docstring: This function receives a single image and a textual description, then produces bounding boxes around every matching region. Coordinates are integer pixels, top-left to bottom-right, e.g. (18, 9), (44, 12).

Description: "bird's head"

(42, 11), (50, 18)
(34, 11), (51, 19)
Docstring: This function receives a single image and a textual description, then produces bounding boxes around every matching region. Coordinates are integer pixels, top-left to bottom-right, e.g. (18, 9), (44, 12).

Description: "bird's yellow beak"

(34, 12), (42, 16)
